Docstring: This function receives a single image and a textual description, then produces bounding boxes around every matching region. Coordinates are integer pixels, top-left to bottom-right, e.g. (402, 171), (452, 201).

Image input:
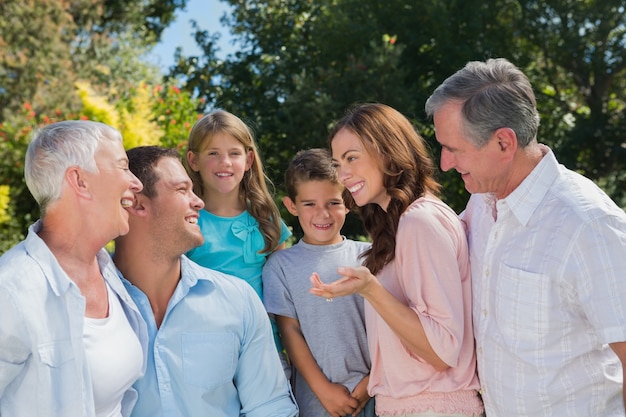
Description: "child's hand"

(350, 375), (371, 416)
(316, 381), (359, 417)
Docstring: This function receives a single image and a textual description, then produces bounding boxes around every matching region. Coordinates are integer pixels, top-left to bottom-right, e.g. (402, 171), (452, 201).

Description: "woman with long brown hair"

(310, 103), (483, 417)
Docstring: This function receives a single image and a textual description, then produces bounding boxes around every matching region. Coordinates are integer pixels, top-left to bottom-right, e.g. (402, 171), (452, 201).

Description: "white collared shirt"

(463, 146), (626, 416)
(0, 221), (148, 417)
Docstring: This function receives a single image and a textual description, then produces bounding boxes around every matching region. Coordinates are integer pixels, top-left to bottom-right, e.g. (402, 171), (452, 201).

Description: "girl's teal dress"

(186, 209), (291, 350)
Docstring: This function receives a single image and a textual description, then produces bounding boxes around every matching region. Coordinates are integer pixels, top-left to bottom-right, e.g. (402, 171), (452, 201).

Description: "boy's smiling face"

(283, 180), (349, 246)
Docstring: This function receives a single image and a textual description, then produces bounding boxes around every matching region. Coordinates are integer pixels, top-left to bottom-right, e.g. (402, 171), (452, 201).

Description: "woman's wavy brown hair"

(184, 109), (282, 254)
(329, 103), (440, 274)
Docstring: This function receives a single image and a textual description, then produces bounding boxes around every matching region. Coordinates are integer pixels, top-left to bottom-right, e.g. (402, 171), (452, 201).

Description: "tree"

(170, 0), (626, 241)
(0, 79), (202, 253)
(167, 0), (515, 237)
(0, 0), (186, 124)
(0, 0), (81, 123)
(517, 0), (626, 207)
(0, 0), (195, 253)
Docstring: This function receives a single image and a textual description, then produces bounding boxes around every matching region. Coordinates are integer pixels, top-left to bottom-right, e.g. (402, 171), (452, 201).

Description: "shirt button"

(482, 309), (487, 317)
(484, 268), (490, 277)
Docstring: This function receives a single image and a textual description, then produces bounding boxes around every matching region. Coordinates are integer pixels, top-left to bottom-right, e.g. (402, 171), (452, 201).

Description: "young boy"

(263, 148), (376, 417)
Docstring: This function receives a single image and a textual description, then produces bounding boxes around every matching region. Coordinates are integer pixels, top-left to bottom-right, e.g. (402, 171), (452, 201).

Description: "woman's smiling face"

(331, 128), (390, 211)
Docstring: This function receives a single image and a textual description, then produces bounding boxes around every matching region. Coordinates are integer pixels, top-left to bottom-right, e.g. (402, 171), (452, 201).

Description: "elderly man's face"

(434, 101), (508, 197)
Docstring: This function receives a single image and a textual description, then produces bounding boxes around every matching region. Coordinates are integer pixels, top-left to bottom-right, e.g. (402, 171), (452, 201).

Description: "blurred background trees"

(2, 0), (625, 251)
(0, 0), (202, 251)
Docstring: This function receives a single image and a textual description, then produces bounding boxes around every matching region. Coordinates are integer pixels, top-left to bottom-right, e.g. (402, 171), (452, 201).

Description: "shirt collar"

(163, 256), (216, 307)
(180, 255), (215, 285)
(115, 255), (216, 295)
(24, 220), (73, 296)
(499, 144), (559, 226)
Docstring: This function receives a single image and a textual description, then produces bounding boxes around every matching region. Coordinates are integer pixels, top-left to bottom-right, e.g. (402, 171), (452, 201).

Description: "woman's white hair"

(25, 120), (122, 215)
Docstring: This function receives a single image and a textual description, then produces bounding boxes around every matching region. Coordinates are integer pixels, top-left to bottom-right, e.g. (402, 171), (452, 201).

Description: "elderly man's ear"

(493, 127), (518, 164)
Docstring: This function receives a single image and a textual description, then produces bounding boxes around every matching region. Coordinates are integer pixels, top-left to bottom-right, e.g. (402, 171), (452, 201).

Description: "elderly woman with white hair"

(0, 120), (147, 417)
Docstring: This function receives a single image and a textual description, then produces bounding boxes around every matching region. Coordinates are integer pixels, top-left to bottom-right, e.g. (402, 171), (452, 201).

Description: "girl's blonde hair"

(184, 109), (283, 254)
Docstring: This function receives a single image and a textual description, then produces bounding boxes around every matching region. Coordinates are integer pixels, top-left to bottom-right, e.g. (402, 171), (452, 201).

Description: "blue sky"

(147, 0), (237, 71)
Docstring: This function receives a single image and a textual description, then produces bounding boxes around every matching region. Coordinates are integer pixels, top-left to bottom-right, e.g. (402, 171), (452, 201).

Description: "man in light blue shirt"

(113, 146), (298, 417)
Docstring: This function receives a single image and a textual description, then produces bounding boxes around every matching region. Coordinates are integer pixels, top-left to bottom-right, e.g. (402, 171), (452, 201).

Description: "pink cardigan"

(366, 196), (483, 416)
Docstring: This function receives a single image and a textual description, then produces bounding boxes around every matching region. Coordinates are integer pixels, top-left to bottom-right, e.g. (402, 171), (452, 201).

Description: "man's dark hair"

(126, 146), (180, 198)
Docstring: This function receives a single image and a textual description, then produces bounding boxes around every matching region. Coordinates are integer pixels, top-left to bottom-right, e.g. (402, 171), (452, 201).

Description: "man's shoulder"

(550, 166), (625, 222)
(182, 255), (256, 294)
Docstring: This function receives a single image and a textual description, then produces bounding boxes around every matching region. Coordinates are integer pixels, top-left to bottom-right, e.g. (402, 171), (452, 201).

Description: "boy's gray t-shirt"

(263, 238), (371, 417)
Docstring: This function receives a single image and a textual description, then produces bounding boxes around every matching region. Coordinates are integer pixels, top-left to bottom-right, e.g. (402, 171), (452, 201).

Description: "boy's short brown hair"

(284, 148), (353, 208)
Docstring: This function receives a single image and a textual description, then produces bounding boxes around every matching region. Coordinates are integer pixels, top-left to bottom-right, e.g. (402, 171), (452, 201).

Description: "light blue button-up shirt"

(120, 255), (298, 417)
(0, 221), (148, 417)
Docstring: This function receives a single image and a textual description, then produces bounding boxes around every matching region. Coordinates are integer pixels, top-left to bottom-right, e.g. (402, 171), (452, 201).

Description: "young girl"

(184, 109), (292, 363)
(310, 103), (484, 417)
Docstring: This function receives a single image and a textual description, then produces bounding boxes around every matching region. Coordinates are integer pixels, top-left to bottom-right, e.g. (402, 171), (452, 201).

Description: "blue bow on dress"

(231, 220), (266, 264)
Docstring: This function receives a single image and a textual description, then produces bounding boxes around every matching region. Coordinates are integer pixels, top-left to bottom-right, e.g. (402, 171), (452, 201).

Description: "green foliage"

(2, 0), (626, 251)
(0, 0), (83, 123)
(170, 0), (515, 234)
(0, 186), (10, 225)
(93, 0), (186, 39)
(151, 84), (204, 154)
(77, 81), (121, 127)
(0, 80), (202, 254)
(0, 105), (50, 251)
(515, 0), (626, 207)
(0, 0), (193, 254)
(0, 184), (25, 254)
(168, 0), (626, 241)
(0, 0), (185, 124)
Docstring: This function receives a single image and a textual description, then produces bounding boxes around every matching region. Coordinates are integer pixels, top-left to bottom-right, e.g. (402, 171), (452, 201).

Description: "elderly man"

(0, 120), (147, 417)
(113, 145), (298, 417)
(426, 58), (626, 416)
